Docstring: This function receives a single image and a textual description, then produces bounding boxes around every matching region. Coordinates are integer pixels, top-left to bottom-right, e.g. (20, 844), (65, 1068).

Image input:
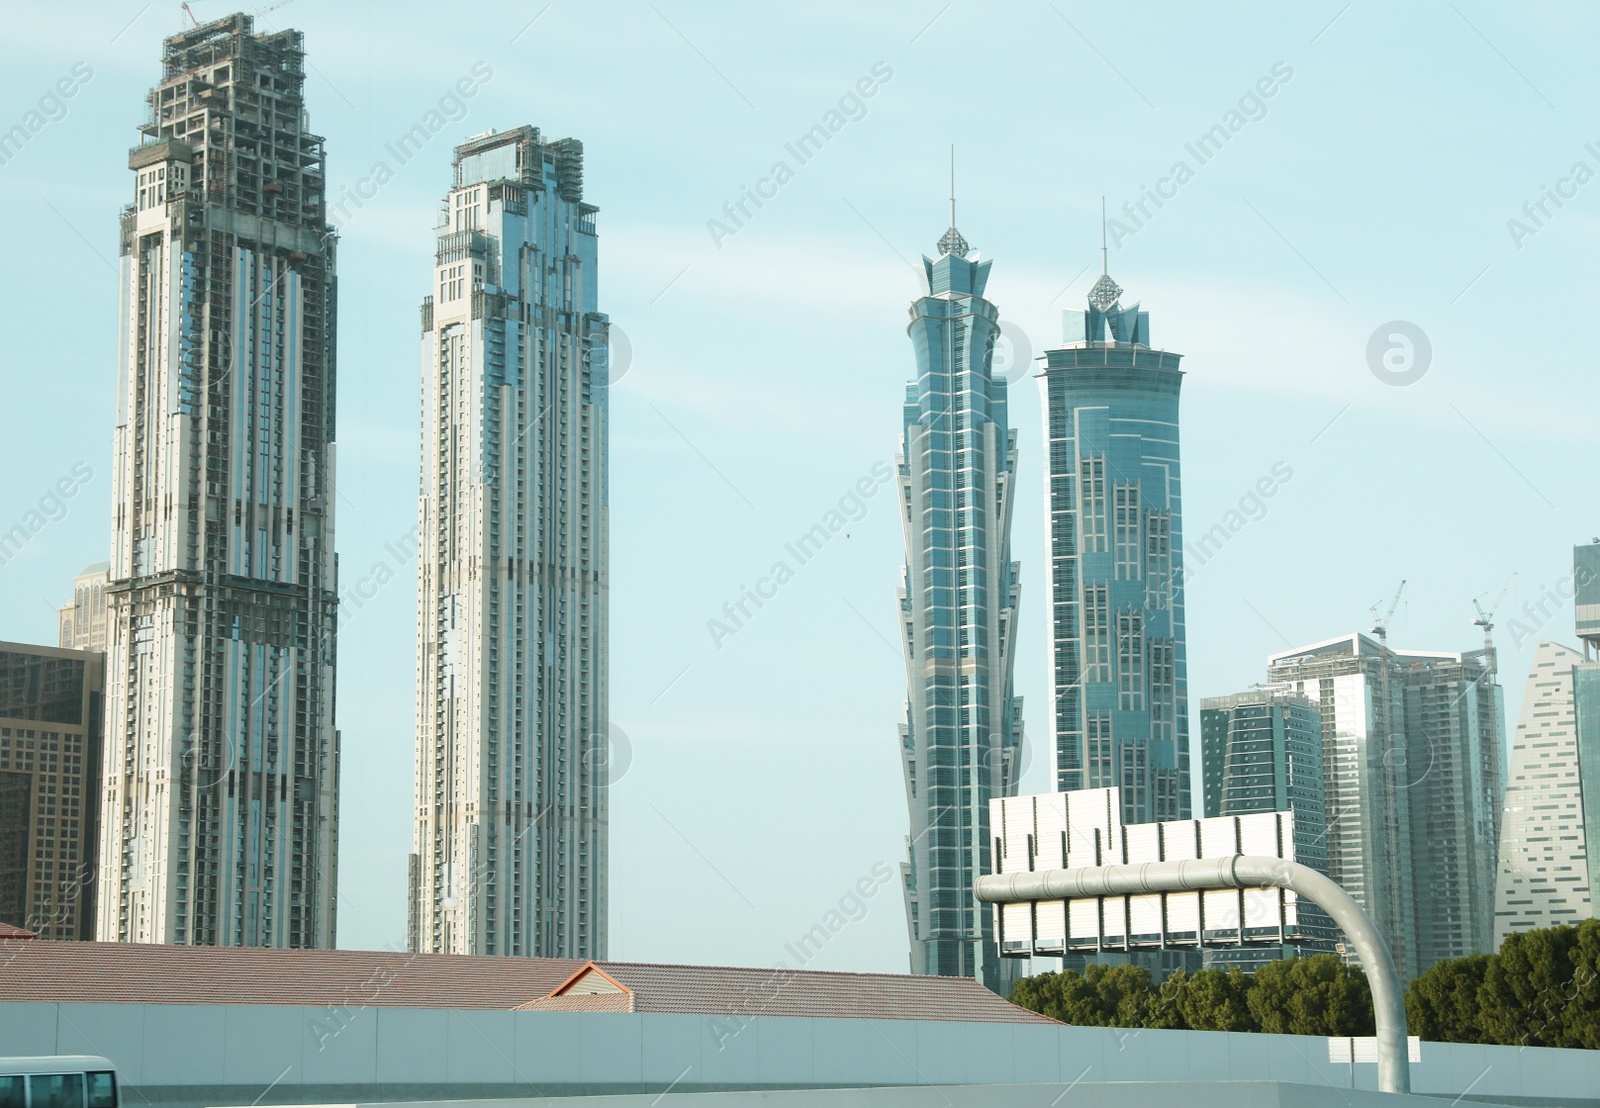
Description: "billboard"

(990, 787), (1315, 957)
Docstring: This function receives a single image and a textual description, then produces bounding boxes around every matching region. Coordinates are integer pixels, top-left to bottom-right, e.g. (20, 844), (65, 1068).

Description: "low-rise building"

(0, 641), (104, 939)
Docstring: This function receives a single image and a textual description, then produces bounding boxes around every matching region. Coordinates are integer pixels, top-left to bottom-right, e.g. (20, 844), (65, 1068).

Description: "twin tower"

(896, 206), (1188, 992)
(100, 14), (1183, 970)
(98, 16), (607, 956)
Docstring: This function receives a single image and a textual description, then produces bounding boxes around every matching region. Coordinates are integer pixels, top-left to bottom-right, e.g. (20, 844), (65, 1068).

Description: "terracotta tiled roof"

(523, 992), (635, 1012)
(598, 961), (1052, 1022)
(0, 942), (1054, 1025)
(514, 959), (1053, 1023)
(0, 923), (36, 939)
(0, 940), (582, 1008)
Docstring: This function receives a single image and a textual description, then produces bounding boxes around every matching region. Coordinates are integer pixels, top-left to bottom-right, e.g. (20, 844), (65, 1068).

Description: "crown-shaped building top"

(1063, 200), (1149, 345)
(1087, 272), (1122, 310)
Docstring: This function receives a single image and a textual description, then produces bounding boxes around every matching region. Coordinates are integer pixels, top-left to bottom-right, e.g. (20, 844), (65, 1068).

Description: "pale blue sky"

(1, 1), (1595, 970)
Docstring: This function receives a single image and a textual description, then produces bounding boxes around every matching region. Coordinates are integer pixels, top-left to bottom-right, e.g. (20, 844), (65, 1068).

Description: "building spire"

(1087, 194), (1122, 309)
(937, 144), (969, 258)
(1100, 195), (1107, 275)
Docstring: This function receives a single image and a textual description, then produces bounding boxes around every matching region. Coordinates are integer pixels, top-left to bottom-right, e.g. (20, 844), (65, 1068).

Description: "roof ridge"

(597, 958), (991, 985)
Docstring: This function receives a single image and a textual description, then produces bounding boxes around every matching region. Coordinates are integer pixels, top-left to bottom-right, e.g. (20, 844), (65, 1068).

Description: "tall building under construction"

(100, 14), (340, 947)
(1269, 633), (1502, 977)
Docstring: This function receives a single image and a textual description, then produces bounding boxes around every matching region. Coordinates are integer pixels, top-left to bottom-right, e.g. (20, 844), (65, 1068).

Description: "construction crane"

(1472, 573), (1517, 681)
(182, 0), (294, 28)
(1369, 580), (1406, 649)
(1369, 581), (1406, 772)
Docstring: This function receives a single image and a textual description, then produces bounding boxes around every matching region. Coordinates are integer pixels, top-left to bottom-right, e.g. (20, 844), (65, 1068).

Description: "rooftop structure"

(56, 563), (109, 654)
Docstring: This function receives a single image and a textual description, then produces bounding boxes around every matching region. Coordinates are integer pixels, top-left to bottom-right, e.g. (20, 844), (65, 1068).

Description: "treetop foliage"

(1010, 920), (1600, 1049)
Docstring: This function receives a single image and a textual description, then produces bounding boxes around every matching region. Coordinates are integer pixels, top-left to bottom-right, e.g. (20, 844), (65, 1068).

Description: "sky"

(0, 0), (1596, 970)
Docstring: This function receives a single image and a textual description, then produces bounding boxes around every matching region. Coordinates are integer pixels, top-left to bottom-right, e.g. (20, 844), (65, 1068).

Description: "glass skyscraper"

(896, 209), (1024, 993)
(1199, 689), (1336, 968)
(1043, 267), (1188, 827)
(1269, 632), (1502, 975)
(1269, 634), (1415, 977)
(101, 14), (339, 947)
(411, 126), (610, 958)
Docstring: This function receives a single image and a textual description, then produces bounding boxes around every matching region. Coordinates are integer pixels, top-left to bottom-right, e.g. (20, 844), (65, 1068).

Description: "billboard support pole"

(975, 856), (1409, 1095)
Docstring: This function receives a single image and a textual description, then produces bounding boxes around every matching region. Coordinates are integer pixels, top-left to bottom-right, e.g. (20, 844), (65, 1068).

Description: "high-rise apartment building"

(1043, 264), (1188, 827)
(1495, 541), (1600, 940)
(1269, 634), (1415, 977)
(0, 642), (103, 939)
(411, 126), (610, 958)
(1200, 689), (1326, 863)
(896, 206), (1024, 993)
(101, 14), (340, 947)
(1269, 633), (1503, 976)
(1398, 649), (1502, 967)
(58, 563), (110, 653)
(1199, 689), (1334, 967)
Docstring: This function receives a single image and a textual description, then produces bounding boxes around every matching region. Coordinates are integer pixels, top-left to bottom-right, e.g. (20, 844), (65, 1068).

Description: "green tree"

(1557, 918), (1600, 1049)
(1009, 963), (1153, 1027)
(1405, 953), (1490, 1043)
(1146, 967), (1191, 1030)
(1176, 966), (1257, 1032)
(1246, 954), (1374, 1036)
(1480, 922), (1582, 1046)
(1090, 962), (1154, 1027)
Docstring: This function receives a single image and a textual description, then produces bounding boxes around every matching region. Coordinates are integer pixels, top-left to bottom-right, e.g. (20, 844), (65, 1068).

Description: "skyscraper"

(1269, 634), (1503, 975)
(1269, 635), (1414, 977)
(1494, 541), (1600, 940)
(1043, 261), (1188, 826)
(896, 198), (1023, 993)
(1398, 648), (1502, 966)
(1200, 689), (1326, 861)
(1494, 641), (1595, 938)
(411, 126), (610, 958)
(1199, 688), (1335, 968)
(101, 13), (339, 947)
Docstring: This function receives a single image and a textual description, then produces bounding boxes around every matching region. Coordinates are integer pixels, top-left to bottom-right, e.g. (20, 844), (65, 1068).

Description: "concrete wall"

(1, 1003), (1595, 1108)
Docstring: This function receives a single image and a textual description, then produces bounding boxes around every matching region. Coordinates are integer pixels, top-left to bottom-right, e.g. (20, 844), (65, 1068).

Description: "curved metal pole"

(975, 856), (1409, 1094)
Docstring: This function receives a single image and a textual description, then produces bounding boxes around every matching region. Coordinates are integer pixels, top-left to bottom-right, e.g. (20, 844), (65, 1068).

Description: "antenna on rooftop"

(1100, 196), (1108, 275)
(949, 145), (956, 230)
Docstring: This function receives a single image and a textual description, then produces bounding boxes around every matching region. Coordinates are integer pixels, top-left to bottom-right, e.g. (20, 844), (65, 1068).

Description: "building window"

(1114, 483), (1141, 579)
(1083, 584), (1110, 683)
(1117, 610), (1144, 711)
(1079, 454), (1107, 554)
(1144, 509), (1171, 609)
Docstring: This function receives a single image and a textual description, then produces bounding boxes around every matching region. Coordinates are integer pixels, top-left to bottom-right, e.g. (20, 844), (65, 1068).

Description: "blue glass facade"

(897, 220), (1024, 994)
(1576, 541), (1600, 912)
(1044, 274), (1190, 825)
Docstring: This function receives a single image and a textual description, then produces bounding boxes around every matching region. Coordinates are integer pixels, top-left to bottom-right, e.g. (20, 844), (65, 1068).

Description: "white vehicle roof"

(0, 1058), (114, 1076)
